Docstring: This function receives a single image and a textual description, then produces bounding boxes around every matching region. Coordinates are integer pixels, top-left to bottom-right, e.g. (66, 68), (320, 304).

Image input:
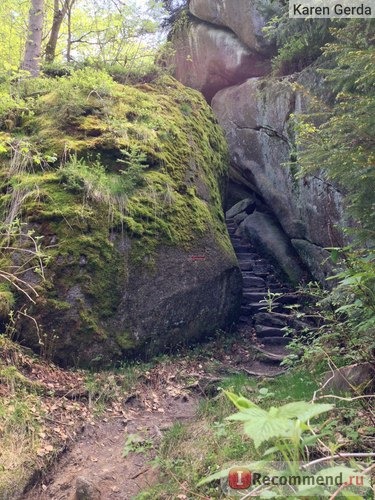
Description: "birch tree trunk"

(45, 0), (72, 63)
(21, 0), (44, 76)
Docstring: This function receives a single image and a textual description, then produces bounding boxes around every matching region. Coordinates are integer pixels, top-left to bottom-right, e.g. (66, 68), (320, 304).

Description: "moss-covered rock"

(0, 70), (241, 367)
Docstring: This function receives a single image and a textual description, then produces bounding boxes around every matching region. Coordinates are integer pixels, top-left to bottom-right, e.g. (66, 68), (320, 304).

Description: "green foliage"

(259, 289), (283, 313)
(263, 6), (333, 74)
(200, 393), (372, 497)
(287, 249), (375, 369)
(331, 249), (375, 333)
(59, 151), (147, 220)
(224, 391), (333, 451)
(0, 284), (14, 319)
(295, 20), (375, 241)
(0, 219), (48, 310)
(123, 433), (153, 457)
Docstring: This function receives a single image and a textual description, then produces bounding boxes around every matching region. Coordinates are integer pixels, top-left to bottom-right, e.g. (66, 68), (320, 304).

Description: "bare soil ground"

(3, 331), (280, 500)
(23, 394), (197, 500)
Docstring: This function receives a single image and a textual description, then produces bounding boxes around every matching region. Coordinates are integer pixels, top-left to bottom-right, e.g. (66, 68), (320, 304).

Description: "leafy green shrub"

(200, 392), (372, 497)
(289, 249), (375, 369)
(263, 8), (333, 74)
(295, 20), (375, 240)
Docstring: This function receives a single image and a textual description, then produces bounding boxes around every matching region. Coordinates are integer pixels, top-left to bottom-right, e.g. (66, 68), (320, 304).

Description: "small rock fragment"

(74, 476), (101, 500)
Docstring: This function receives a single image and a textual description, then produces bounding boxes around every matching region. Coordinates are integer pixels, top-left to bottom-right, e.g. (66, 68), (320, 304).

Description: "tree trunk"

(66, 1), (73, 62)
(45, 0), (70, 64)
(22, 0), (44, 76)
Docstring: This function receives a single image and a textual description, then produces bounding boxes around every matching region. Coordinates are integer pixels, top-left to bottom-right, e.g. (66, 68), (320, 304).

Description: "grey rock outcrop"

(172, 22), (271, 101)
(291, 239), (332, 285)
(226, 197), (256, 219)
(110, 236), (242, 360)
(239, 211), (306, 284)
(189, 0), (279, 54)
(169, 3), (347, 283)
(322, 363), (375, 393)
(212, 75), (345, 282)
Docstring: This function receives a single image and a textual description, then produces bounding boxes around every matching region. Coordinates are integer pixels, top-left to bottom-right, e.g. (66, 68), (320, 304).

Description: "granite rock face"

(169, 2), (347, 283)
(189, 0), (279, 54)
(172, 22), (271, 101)
(212, 74), (345, 282)
(239, 211), (307, 284)
(111, 237), (242, 359)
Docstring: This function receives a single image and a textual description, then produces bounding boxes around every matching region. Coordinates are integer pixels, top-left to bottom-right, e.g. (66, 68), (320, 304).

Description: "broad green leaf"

(330, 249), (340, 264)
(227, 407), (268, 422)
(243, 416), (294, 448)
(296, 485), (326, 495)
(262, 446), (279, 457)
(197, 466), (232, 486)
(225, 391), (259, 410)
(276, 402), (334, 422)
(259, 491), (279, 498)
(197, 461), (267, 486)
(341, 493), (364, 499)
(300, 435), (319, 446)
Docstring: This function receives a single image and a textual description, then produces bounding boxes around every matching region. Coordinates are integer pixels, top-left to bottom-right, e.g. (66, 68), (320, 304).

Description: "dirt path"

(19, 287), (303, 500)
(23, 381), (197, 500)
(19, 332), (292, 500)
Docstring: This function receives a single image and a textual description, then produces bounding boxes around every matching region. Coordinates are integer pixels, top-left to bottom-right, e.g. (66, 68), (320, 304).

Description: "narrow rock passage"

(226, 217), (311, 372)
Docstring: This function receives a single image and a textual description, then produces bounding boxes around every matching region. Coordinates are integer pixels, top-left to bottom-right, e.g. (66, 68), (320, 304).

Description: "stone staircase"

(227, 217), (310, 374)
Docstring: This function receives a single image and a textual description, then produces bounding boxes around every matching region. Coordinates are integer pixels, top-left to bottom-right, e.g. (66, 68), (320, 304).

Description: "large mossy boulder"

(0, 70), (241, 367)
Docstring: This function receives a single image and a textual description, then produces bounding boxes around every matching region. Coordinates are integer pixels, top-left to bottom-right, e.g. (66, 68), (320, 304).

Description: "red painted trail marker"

(191, 255), (206, 261)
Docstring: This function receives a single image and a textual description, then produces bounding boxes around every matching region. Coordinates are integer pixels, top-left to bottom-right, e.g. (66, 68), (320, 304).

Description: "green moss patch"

(0, 69), (231, 364)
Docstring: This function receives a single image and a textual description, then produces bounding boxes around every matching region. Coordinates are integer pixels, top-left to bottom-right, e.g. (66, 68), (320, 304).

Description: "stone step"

(243, 276), (266, 288)
(239, 262), (254, 271)
(255, 324), (288, 337)
(233, 248), (256, 256)
(275, 294), (300, 306)
(250, 265), (271, 272)
(237, 253), (259, 260)
(254, 312), (290, 328)
(243, 291), (270, 302)
(239, 315), (252, 324)
(267, 276), (284, 284)
(241, 303), (275, 314)
(255, 312), (315, 331)
(253, 346), (286, 364)
(266, 287), (293, 294)
(253, 270), (270, 278)
(240, 304), (264, 315)
(261, 336), (291, 347)
(240, 360), (286, 377)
